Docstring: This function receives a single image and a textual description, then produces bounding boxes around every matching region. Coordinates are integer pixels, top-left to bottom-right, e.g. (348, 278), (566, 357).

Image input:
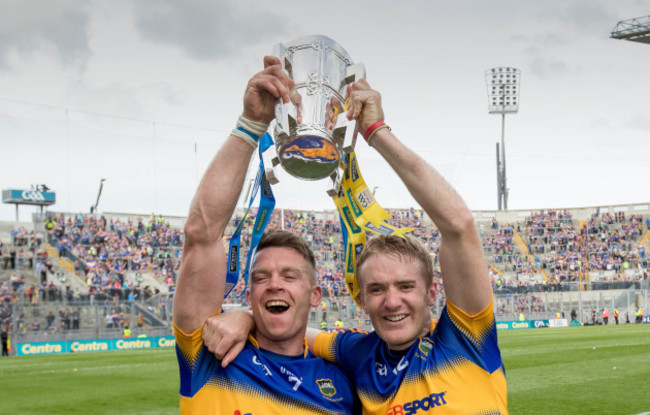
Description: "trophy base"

(278, 135), (340, 180)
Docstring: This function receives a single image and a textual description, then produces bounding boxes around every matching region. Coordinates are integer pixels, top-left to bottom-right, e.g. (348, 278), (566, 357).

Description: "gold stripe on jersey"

(313, 299), (508, 415)
(175, 321), (355, 415)
(446, 298), (495, 348)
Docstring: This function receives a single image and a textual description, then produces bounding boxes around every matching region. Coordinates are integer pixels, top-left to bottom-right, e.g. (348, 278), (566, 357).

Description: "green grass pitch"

(501, 324), (650, 414)
(0, 324), (648, 414)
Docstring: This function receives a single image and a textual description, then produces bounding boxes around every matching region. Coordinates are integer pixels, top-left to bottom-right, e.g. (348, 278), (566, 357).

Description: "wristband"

(363, 121), (391, 146)
(231, 128), (258, 149)
(232, 116), (269, 149)
(237, 115), (269, 137)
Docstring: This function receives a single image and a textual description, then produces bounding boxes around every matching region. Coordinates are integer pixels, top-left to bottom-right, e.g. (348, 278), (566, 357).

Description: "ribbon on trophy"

(225, 133), (276, 299)
(333, 178), (366, 306)
(332, 151), (413, 305)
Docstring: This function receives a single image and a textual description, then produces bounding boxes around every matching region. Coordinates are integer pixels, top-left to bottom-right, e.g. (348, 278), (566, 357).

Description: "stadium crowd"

(18, 209), (648, 296)
(522, 210), (648, 284)
(47, 213), (182, 296)
(0, 207), (648, 337)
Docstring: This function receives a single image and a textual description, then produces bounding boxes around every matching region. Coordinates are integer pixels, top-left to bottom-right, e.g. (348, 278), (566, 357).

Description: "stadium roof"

(611, 15), (650, 44)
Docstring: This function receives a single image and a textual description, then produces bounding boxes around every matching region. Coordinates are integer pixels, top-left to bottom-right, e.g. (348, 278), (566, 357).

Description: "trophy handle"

(344, 63), (366, 85)
(341, 63), (366, 155)
(272, 43), (292, 146)
(326, 162), (344, 197)
(263, 144), (280, 185)
(264, 39), (285, 186)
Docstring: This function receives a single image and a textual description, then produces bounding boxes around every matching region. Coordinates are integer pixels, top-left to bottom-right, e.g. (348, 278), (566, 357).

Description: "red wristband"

(363, 121), (386, 141)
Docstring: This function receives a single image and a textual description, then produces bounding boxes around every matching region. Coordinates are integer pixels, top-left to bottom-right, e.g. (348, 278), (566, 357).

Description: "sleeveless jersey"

(175, 322), (358, 415)
(314, 299), (508, 415)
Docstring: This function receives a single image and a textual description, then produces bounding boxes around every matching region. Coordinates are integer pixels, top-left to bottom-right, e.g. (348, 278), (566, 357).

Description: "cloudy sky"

(1, 0), (649, 222)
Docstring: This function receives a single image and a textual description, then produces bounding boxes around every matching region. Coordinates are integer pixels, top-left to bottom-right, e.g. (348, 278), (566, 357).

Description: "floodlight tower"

(485, 67), (521, 211)
(611, 15), (650, 44)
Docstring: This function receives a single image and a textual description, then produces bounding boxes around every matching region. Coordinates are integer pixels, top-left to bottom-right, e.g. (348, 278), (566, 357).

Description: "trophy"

(264, 35), (365, 194)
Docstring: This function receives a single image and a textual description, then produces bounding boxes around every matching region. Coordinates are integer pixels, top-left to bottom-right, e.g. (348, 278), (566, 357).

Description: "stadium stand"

(1, 203), (648, 354)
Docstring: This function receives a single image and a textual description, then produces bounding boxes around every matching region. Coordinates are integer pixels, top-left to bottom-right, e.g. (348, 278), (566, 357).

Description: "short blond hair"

(356, 235), (434, 288)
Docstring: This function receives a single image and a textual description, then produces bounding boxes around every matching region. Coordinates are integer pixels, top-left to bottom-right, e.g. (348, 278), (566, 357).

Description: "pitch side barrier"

(496, 319), (569, 331)
(16, 336), (175, 356)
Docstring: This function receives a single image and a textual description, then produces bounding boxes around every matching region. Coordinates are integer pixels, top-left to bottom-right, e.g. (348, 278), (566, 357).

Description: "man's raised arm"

(173, 57), (294, 333)
(347, 80), (492, 315)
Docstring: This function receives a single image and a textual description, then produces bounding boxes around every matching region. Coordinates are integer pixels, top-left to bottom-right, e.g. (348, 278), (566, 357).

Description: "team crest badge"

(418, 339), (433, 356)
(316, 379), (337, 397)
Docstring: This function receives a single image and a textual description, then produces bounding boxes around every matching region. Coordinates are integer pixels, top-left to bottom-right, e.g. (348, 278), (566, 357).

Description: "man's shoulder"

(329, 328), (380, 354)
(312, 328), (377, 361)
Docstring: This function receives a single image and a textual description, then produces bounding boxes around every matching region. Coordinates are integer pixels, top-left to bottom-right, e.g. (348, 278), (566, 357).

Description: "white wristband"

(237, 116), (269, 138)
(231, 116), (269, 148)
(231, 128), (258, 149)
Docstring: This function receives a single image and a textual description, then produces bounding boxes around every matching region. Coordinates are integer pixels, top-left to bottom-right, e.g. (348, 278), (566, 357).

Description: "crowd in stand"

(521, 210), (648, 285)
(48, 213), (183, 297)
(37, 209), (650, 299)
(524, 210), (584, 282)
(1, 228), (52, 276)
(0, 214), (183, 336)
(1, 207), (648, 338)
(581, 212), (646, 272)
(476, 210), (649, 292)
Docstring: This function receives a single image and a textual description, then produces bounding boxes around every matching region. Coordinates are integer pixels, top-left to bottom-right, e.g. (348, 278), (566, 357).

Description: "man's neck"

(253, 331), (305, 356)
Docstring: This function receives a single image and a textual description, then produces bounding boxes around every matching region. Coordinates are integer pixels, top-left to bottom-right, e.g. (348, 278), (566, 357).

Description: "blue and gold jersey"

(314, 299), (508, 415)
(175, 322), (358, 415)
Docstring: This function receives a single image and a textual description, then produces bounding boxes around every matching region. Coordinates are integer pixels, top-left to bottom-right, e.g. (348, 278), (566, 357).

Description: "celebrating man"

(172, 56), (358, 414)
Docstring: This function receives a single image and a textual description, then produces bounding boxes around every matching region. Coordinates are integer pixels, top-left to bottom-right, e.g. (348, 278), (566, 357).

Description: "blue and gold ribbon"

(225, 132), (276, 299)
(343, 152), (413, 237)
(332, 152), (413, 306)
(332, 177), (366, 306)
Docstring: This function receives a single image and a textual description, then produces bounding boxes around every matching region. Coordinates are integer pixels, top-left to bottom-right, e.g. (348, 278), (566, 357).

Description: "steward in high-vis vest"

(320, 300), (327, 320)
(45, 218), (57, 231)
(614, 308), (619, 325)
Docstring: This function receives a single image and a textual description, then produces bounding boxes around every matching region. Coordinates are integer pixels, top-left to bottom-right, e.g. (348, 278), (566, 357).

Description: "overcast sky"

(1, 0), (649, 222)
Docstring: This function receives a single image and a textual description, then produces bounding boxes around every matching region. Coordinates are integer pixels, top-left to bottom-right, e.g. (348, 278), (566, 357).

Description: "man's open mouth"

(385, 314), (406, 322)
(266, 300), (290, 314)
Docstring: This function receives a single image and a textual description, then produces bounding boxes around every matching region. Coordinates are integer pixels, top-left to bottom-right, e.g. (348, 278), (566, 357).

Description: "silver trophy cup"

(264, 35), (365, 190)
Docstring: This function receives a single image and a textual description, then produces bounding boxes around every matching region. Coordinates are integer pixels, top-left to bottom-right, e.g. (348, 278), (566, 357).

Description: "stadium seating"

(1, 204), (648, 342)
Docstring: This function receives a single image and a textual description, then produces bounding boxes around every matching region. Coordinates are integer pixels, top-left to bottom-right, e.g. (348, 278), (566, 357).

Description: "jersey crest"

(316, 379), (337, 397)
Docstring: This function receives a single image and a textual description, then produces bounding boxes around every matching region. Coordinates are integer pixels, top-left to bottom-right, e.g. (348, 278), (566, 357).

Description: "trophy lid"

(277, 35), (353, 64)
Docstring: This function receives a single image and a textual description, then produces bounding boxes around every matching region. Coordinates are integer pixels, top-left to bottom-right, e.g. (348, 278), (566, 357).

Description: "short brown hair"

(257, 229), (316, 284)
(356, 235), (434, 288)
